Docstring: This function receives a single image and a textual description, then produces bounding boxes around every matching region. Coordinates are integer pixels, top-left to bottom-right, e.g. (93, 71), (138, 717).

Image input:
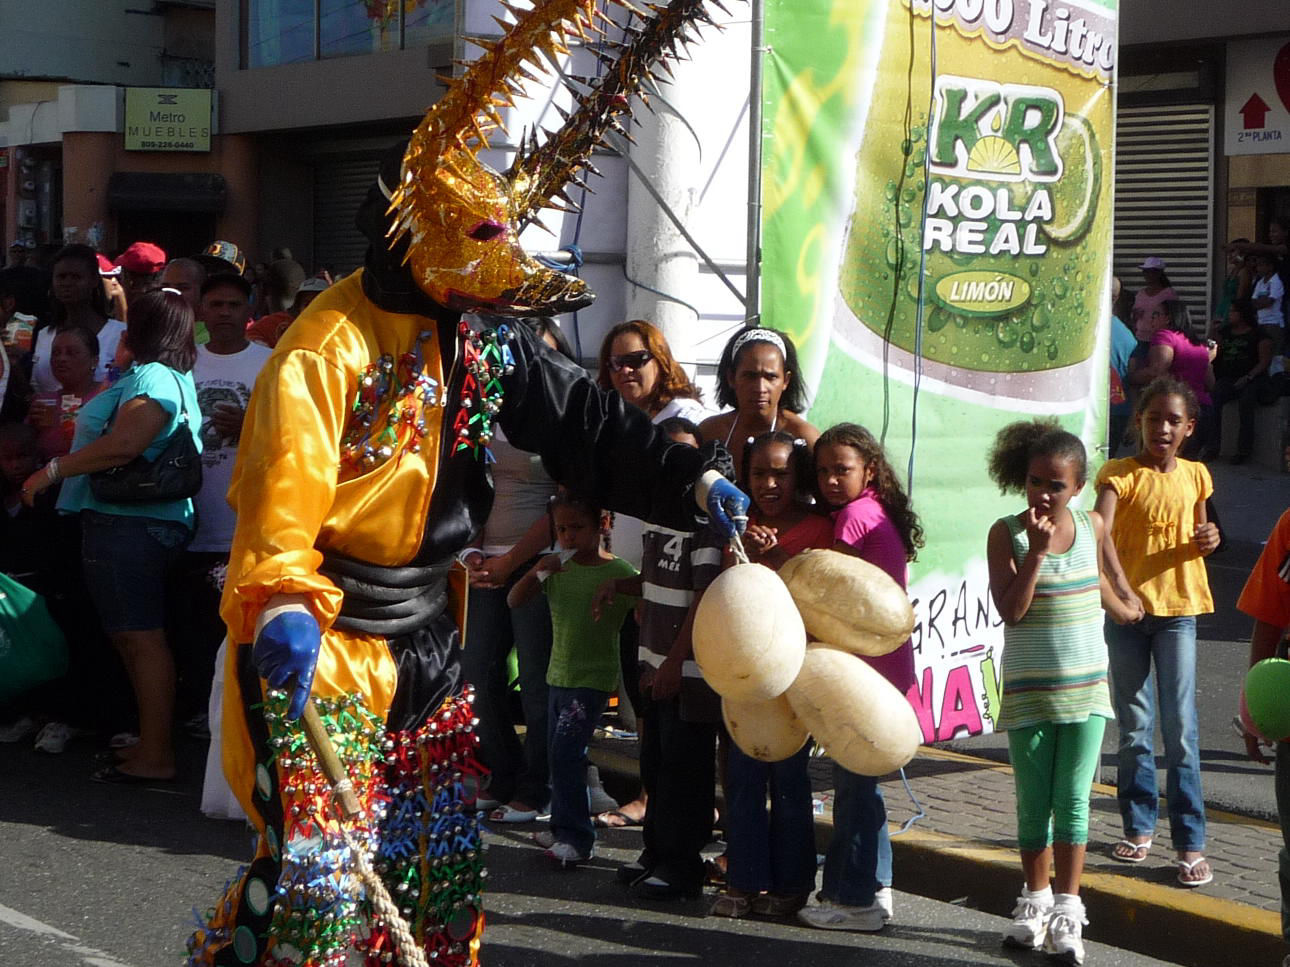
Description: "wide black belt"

(318, 552), (451, 637)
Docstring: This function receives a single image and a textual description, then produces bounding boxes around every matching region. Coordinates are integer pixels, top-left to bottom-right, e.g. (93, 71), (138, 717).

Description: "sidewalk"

(589, 733), (1285, 967)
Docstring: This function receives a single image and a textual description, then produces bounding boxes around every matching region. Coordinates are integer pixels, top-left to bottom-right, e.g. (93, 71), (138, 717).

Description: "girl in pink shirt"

(1131, 300), (1215, 456)
(798, 423), (925, 933)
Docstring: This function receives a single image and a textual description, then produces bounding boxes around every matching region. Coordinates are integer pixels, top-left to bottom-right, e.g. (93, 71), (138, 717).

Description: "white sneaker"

(1002, 889), (1053, 950)
(544, 840), (591, 867)
(1044, 897), (1087, 965)
(531, 830), (555, 849)
(797, 899), (886, 932)
(875, 886), (894, 922)
(0, 716), (38, 743)
(34, 722), (74, 754)
(586, 764), (618, 814)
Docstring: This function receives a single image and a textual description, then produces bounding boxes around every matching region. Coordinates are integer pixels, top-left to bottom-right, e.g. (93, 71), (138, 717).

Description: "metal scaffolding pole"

(744, 0), (764, 326)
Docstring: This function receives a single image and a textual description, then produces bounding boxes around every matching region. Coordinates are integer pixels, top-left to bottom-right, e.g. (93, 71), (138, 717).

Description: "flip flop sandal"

(1176, 857), (1213, 888)
(703, 856), (728, 887)
(1110, 838), (1152, 863)
(92, 765), (175, 785)
(594, 809), (644, 828)
(489, 804), (539, 823)
(751, 892), (810, 917)
(708, 893), (754, 918)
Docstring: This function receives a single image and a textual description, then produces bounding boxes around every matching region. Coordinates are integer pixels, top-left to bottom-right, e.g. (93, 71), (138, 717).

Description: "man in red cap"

(114, 241), (167, 305)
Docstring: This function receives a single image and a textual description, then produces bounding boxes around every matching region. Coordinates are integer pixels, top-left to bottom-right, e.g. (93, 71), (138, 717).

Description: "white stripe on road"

(0, 902), (136, 966)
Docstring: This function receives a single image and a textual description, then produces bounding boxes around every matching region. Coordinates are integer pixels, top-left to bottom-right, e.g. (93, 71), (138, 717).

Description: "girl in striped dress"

(986, 421), (1142, 965)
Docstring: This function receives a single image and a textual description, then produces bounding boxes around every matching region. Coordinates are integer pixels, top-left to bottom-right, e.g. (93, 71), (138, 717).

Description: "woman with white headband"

(699, 326), (820, 482)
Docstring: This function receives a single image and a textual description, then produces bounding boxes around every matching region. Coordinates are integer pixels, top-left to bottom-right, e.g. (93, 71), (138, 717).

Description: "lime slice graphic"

(1044, 112), (1100, 244)
(967, 136), (1021, 175)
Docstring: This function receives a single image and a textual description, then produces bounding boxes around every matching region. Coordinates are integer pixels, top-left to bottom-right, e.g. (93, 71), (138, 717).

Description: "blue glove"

(705, 475), (750, 539)
(253, 610), (321, 720)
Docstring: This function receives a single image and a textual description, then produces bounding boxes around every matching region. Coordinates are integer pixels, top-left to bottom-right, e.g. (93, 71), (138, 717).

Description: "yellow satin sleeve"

(219, 271), (446, 642)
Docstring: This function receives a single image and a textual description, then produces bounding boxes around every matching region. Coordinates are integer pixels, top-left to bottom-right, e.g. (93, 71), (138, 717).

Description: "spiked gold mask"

(385, 0), (725, 317)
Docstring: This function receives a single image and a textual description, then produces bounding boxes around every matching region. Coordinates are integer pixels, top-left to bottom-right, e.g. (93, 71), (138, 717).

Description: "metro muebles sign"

(124, 89), (212, 152)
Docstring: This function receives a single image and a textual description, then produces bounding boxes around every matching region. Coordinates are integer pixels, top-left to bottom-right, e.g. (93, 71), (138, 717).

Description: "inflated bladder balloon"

(785, 645), (922, 776)
(693, 563), (806, 702)
(777, 549), (915, 657)
(722, 694), (810, 762)
(1245, 657), (1290, 742)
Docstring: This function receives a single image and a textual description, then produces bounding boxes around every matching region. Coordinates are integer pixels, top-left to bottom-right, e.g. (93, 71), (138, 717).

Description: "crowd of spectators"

(0, 236), (329, 780)
(1110, 219), (1290, 464)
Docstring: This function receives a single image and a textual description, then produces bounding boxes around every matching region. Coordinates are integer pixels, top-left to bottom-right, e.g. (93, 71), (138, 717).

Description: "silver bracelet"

(45, 457), (61, 483)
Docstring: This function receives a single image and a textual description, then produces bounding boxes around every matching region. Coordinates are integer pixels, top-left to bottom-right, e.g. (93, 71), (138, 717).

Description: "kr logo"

(930, 75), (1065, 184)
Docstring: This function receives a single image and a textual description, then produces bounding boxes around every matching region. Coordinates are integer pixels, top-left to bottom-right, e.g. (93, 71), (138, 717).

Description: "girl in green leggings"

(986, 422), (1142, 965)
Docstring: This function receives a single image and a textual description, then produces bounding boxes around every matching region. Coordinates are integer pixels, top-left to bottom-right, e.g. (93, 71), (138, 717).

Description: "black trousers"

(639, 692), (716, 889)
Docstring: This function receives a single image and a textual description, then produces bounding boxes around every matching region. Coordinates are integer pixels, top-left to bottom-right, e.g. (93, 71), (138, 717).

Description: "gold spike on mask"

(386, 0), (727, 317)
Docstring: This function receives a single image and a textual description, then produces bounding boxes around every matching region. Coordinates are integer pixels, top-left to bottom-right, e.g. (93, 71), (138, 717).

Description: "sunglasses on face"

(609, 350), (653, 372)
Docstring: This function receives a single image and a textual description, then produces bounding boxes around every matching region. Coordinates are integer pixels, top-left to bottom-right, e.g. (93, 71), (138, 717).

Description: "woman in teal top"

(22, 289), (201, 784)
(985, 421), (1141, 965)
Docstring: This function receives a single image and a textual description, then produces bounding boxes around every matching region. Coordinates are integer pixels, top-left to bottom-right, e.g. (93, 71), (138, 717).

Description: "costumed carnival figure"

(187, 2), (746, 964)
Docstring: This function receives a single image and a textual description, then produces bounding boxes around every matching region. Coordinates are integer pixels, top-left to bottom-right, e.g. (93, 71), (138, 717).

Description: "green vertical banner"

(761, 0), (1117, 741)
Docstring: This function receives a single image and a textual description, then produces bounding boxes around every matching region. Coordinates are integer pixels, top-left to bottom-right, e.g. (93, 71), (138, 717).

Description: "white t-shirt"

(190, 341), (273, 552)
(30, 319), (127, 394)
(1254, 273), (1285, 329)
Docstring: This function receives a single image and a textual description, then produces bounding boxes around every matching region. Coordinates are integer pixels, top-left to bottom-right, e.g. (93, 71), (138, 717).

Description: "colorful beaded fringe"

(187, 689), (486, 967)
(450, 323), (513, 463)
(339, 330), (444, 482)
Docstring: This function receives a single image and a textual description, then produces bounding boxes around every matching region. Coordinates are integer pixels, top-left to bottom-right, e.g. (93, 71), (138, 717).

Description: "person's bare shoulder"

(780, 411), (820, 444)
(698, 411), (733, 438)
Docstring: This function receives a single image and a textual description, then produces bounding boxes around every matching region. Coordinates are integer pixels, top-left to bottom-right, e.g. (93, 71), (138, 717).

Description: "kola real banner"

(760, 0), (1117, 741)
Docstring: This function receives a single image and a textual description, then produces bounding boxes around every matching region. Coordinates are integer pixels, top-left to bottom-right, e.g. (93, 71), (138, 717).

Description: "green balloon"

(1245, 658), (1290, 742)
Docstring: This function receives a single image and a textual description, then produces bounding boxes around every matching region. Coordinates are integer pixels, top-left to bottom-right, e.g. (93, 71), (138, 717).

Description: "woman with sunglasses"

(596, 320), (708, 426)
(594, 320), (709, 825)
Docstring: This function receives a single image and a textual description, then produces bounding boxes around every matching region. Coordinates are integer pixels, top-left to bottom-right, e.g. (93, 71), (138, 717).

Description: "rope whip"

(300, 701), (431, 967)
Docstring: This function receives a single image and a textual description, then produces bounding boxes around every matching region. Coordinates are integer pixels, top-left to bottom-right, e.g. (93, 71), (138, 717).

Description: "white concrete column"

(624, 87), (702, 370)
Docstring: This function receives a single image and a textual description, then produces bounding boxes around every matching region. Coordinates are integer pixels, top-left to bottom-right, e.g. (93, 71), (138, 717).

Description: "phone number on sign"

(135, 140), (200, 149)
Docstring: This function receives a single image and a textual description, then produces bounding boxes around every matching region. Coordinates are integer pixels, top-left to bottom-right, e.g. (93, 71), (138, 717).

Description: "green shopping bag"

(0, 572), (68, 705)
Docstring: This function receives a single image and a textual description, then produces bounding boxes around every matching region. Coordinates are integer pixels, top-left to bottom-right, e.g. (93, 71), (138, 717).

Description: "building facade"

(1, 1), (1288, 366)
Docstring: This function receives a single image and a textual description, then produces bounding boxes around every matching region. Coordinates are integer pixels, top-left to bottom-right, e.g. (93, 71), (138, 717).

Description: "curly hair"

(1136, 375), (1199, 420)
(714, 326), (808, 413)
(816, 423), (924, 562)
(987, 419), (1088, 495)
(742, 430), (816, 507)
(595, 320), (702, 410)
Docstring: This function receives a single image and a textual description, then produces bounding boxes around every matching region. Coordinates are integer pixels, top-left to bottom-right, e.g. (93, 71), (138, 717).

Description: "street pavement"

(0, 735), (1181, 967)
(0, 462), (1283, 967)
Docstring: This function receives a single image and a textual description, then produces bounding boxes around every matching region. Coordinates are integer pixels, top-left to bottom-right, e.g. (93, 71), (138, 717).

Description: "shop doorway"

(114, 211), (218, 263)
(1256, 187), (1290, 237)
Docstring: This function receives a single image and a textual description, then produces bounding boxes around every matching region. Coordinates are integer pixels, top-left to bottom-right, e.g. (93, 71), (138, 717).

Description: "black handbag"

(88, 367), (202, 503)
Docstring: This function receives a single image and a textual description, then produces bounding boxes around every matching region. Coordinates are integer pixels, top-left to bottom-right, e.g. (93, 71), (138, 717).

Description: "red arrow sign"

(1242, 93), (1271, 130)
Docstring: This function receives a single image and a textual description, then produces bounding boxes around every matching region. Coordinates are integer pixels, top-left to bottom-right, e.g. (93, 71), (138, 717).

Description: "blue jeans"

(461, 567), (552, 809)
(1106, 615), (1206, 851)
(726, 743), (817, 896)
(547, 686), (610, 855)
(821, 764), (892, 906)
